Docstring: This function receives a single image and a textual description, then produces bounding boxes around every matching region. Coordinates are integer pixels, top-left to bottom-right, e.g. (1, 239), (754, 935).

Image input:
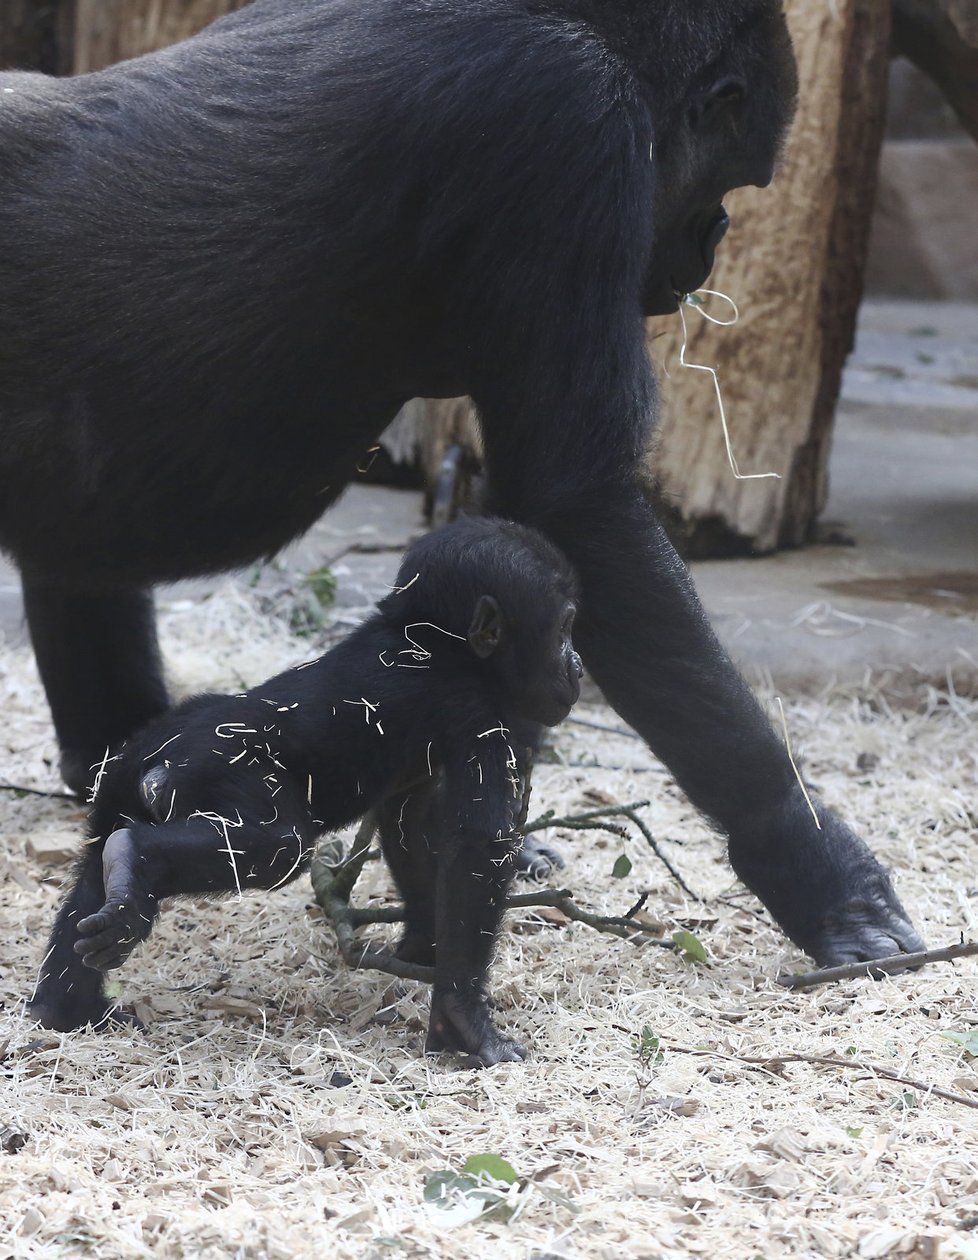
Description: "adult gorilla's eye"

(695, 75), (748, 126)
(713, 76), (747, 104)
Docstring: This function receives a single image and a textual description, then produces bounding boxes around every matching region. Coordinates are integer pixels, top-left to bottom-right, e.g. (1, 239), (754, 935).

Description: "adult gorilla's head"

(602, 0), (800, 314)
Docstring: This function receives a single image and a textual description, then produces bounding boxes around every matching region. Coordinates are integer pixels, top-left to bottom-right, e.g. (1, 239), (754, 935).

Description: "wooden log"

(70, 0), (248, 72)
(647, 0), (892, 555)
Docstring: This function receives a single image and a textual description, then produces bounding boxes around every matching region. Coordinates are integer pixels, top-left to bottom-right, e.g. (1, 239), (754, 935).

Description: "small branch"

(565, 716), (642, 740)
(311, 824), (434, 983)
(778, 941), (978, 990)
(524, 799), (700, 901)
(506, 888), (675, 948)
(661, 1041), (978, 1113)
(349, 905), (405, 926)
(523, 800), (651, 831)
(310, 801), (688, 984)
(618, 807), (701, 902)
(0, 782), (74, 800)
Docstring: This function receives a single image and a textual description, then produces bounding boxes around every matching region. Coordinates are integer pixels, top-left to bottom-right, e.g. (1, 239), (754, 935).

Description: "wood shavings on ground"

(1, 580), (977, 1260)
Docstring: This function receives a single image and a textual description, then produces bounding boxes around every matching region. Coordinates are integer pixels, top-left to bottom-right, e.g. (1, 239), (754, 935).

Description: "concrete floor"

(1, 299), (975, 691)
(694, 300), (978, 688)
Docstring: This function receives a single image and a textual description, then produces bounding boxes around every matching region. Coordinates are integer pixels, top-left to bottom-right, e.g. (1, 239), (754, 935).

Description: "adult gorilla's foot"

(26, 995), (144, 1034)
(60, 747), (100, 798)
(729, 788), (925, 966)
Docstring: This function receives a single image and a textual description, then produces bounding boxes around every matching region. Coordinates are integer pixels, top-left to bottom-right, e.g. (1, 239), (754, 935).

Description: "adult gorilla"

(0, 0), (923, 965)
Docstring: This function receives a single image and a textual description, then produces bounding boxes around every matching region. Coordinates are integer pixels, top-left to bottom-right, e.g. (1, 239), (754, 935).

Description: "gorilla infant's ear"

(467, 594), (504, 659)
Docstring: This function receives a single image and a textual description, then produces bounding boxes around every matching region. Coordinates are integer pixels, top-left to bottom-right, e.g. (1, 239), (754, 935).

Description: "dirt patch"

(822, 570), (978, 614)
(2, 583), (977, 1259)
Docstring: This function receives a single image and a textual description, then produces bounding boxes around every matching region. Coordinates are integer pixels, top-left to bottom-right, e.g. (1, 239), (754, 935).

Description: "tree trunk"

(647, 0), (892, 556)
(70, 0), (248, 72)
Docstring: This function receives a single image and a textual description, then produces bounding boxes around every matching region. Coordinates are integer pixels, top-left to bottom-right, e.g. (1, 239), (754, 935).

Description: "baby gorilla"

(28, 519), (582, 1065)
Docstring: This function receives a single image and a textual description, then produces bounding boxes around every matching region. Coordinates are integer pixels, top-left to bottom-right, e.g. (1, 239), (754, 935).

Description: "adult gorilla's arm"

(461, 72), (922, 964)
(481, 343), (923, 964)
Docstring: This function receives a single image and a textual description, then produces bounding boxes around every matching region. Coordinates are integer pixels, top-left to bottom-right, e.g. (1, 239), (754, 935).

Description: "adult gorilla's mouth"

(701, 205), (730, 266)
(670, 205), (730, 302)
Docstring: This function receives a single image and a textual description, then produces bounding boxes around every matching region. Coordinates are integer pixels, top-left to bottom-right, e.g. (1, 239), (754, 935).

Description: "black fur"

(28, 518), (583, 1064)
(2, 0), (921, 965)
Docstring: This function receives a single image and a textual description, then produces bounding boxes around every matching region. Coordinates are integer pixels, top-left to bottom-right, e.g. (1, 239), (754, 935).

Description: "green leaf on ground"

(462, 1154), (517, 1185)
(942, 1031), (978, 1057)
(672, 929), (708, 963)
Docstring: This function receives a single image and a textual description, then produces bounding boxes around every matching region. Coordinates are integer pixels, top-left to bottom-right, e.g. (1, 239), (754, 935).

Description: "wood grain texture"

(648, 0), (892, 555)
(71, 0), (248, 72)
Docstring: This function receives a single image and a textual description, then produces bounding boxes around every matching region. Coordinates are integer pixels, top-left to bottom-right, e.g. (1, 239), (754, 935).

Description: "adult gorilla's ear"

(468, 595), (504, 659)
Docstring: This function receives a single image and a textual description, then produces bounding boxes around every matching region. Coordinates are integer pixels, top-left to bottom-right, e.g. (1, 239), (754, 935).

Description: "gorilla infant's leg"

(509, 745), (564, 880)
(22, 582), (168, 794)
(31, 808), (315, 1032)
(28, 843), (143, 1033)
(376, 780), (439, 966)
(426, 823), (526, 1067)
(425, 765), (527, 1067)
(74, 827), (162, 971)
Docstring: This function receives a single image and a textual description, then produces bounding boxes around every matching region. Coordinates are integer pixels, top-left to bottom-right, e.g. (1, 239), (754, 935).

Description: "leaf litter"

(1, 578), (977, 1259)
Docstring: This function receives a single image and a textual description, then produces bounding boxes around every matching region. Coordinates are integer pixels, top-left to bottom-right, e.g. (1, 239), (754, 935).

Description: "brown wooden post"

(69, 0), (248, 72)
(647, 0), (892, 555)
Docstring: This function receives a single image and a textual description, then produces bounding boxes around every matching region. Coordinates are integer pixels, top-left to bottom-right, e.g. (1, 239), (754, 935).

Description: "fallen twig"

(0, 781), (74, 800)
(505, 888), (674, 947)
(661, 1041), (978, 1113)
(778, 941), (978, 990)
(565, 715), (642, 740)
(310, 806), (680, 984)
(311, 814), (434, 982)
(524, 799), (700, 900)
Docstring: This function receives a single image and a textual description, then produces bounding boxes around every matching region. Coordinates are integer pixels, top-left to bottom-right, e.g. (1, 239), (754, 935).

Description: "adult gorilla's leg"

(22, 581), (169, 794)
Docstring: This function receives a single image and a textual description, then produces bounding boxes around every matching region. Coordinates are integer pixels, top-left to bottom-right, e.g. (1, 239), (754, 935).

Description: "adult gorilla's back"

(0, 0), (924, 966)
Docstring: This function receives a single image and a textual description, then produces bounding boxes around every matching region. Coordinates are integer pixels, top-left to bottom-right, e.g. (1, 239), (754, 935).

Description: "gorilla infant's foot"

(74, 828), (157, 971)
(394, 931), (436, 967)
(730, 792), (925, 967)
(426, 988), (527, 1067)
(513, 834), (564, 881)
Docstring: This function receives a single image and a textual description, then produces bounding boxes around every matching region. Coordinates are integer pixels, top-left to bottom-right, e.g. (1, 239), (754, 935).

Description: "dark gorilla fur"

(1, 0), (923, 967)
(29, 519), (584, 1064)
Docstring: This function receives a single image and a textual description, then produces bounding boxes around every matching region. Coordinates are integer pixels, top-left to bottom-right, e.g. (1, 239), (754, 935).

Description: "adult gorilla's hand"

(729, 787), (925, 964)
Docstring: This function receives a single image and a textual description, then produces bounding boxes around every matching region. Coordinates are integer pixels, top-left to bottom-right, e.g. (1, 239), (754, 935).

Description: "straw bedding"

(1, 581), (976, 1260)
